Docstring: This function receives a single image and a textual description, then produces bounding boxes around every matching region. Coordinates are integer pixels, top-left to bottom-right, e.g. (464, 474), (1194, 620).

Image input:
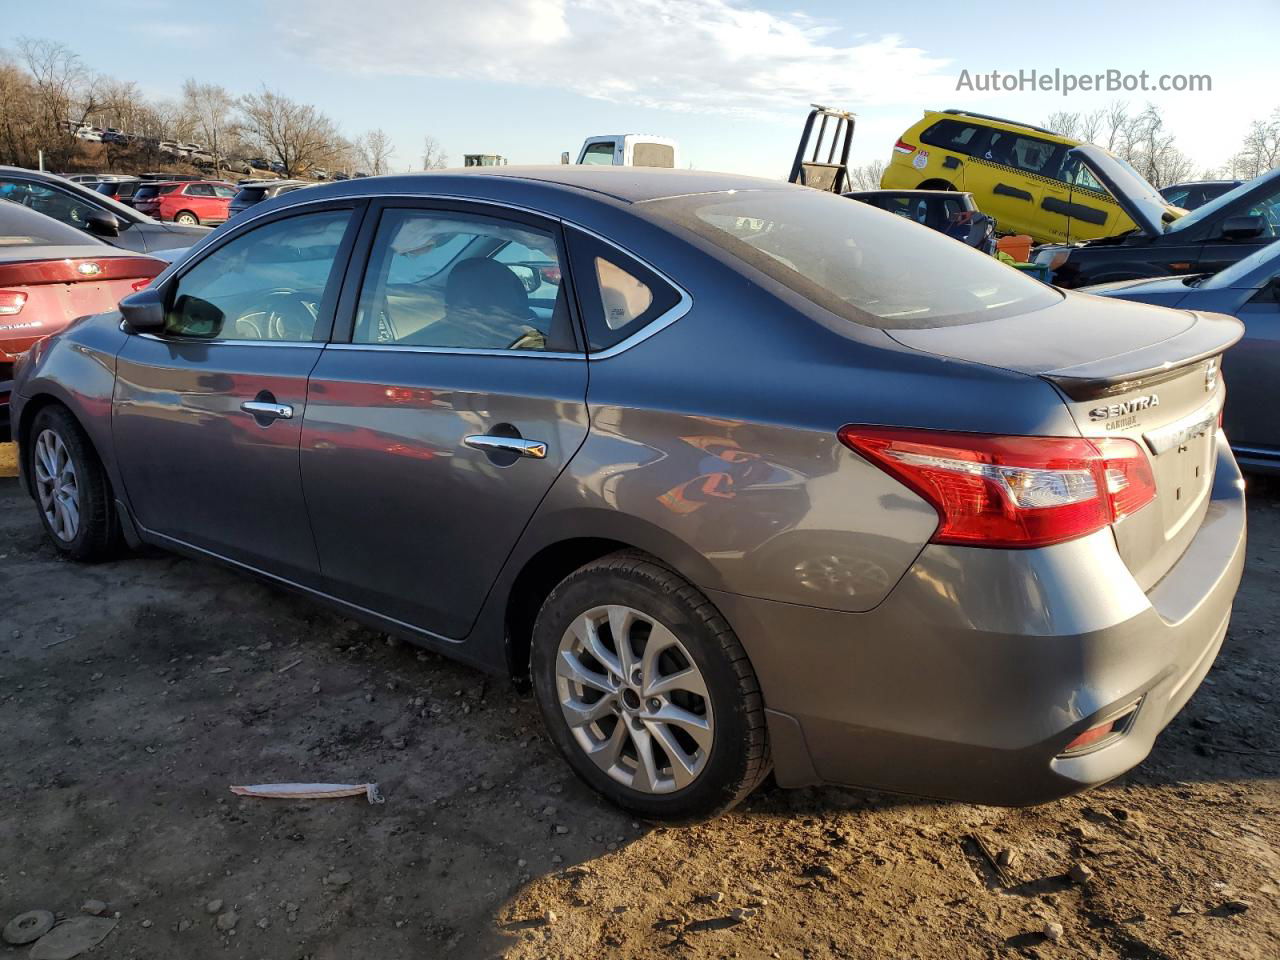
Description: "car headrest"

(445, 258), (529, 318)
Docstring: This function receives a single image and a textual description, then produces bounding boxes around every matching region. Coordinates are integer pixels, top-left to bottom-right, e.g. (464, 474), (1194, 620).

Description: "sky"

(6, 0), (1278, 179)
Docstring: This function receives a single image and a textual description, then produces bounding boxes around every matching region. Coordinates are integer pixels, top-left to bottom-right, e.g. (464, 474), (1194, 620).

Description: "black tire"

(531, 552), (770, 821)
(26, 405), (121, 562)
(918, 178), (956, 191)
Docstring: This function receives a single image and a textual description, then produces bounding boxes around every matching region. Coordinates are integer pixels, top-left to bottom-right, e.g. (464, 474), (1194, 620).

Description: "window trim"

(155, 190), (694, 359)
(144, 198), (367, 345)
(331, 196), (587, 357)
(564, 225), (691, 358)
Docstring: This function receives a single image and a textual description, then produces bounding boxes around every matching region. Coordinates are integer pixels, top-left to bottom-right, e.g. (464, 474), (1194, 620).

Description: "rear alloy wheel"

(27, 405), (120, 562)
(174, 211), (199, 226)
(531, 553), (770, 820)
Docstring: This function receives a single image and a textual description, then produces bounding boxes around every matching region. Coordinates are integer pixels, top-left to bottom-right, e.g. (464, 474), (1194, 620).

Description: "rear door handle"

(241, 400), (294, 421)
(463, 435), (548, 459)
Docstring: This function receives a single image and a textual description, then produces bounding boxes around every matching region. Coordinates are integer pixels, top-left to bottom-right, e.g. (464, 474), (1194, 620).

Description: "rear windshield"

(234, 187), (268, 203)
(135, 184), (178, 200)
(645, 188), (1059, 329)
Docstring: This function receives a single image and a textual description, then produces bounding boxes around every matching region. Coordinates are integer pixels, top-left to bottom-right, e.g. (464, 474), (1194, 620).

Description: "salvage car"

(1084, 240), (1280, 473)
(1039, 162), (1280, 288)
(0, 166), (210, 253)
(881, 110), (1185, 244)
(0, 200), (165, 441)
(10, 168), (1245, 820)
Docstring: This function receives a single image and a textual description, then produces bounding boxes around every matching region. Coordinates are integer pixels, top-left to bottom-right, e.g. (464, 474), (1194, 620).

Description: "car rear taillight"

(838, 427), (1157, 549)
(539, 265), (562, 285)
(131, 278), (152, 292)
(0, 291), (27, 315)
(893, 138), (916, 154)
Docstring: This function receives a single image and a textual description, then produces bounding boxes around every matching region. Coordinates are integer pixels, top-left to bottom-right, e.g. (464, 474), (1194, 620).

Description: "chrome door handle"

(241, 400), (294, 421)
(463, 435), (548, 459)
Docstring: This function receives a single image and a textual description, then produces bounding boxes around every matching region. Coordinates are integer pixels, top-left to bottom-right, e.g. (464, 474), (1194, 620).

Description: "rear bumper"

(712, 435), (1246, 805)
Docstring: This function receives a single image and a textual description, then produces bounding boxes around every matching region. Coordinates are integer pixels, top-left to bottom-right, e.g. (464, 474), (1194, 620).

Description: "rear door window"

(352, 208), (574, 352)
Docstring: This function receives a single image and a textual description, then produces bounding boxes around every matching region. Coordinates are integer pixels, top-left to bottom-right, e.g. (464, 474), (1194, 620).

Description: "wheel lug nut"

(631, 670), (642, 686)
(647, 698), (660, 711)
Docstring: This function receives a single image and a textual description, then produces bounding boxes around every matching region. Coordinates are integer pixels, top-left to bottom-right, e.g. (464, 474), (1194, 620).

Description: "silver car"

(10, 168), (1246, 820)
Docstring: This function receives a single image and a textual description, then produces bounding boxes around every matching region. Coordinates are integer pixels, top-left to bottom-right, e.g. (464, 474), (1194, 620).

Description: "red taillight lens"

(838, 427), (1156, 549)
(131, 278), (152, 292)
(1093, 437), (1157, 521)
(893, 138), (916, 154)
(538, 265), (562, 285)
(0, 290), (27, 315)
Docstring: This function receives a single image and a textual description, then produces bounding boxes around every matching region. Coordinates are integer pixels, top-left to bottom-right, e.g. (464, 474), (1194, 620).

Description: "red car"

(131, 180), (236, 226)
(0, 201), (165, 439)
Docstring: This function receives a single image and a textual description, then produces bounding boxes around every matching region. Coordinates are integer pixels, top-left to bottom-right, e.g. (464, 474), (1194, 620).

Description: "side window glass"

(164, 210), (351, 341)
(213, 185), (236, 198)
(0, 180), (99, 231)
(187, 183), (213, 197)
(580, 142), (616, 165)
(353, 209), (573, 352)
(566, 230), (682, 351)
(920, 121), (981, 156)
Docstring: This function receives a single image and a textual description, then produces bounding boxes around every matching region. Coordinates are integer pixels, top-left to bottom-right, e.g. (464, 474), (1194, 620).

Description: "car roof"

(286, 166), (790, 206)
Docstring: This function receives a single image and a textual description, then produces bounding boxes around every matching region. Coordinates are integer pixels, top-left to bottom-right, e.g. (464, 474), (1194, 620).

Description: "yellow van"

(881, 109), (1184, 244)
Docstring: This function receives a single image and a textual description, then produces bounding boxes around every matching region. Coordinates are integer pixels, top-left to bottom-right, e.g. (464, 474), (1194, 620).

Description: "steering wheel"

(233, 290), (316, 341)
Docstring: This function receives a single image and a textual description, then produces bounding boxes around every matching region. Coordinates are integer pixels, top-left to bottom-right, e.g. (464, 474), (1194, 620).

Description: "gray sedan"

(9, 168), (1246, 820)
(1085, 242), (1280, 474)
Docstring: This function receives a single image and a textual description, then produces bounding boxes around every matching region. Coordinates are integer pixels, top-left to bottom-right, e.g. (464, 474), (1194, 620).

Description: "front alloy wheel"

(33, 428), (80, 542)
(27, 405), (120, 562)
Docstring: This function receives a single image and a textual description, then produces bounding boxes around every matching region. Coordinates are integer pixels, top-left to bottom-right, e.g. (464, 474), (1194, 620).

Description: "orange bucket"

(997, 234), (1033, 262)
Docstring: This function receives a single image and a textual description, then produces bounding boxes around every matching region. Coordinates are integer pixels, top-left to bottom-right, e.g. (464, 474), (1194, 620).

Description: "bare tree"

(356, 128), (394, 176)
(847, 159), (885, 191)
(182, 80), (236, 173)
(239, 88), (341, 179)
(421, 134), (448, 170)
(0, 54), (42, 167)
(15, 37), (98, 167)
(1044, 111), (1081, 140)
(1231, 111), (1280, 180)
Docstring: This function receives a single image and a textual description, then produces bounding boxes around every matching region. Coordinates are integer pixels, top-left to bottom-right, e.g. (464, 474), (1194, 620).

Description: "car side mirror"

(1221, 214), (1265, 240)
(560, 151), (571, 165)
(119, 287), (167, 332)
(85, 210), (120, 237)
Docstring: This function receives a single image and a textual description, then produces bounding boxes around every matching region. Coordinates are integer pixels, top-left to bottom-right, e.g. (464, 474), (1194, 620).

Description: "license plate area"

(1144, 400), (1220, 538)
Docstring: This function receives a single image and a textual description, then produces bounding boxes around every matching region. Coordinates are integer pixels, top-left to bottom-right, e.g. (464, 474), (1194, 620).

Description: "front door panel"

(113, 338), (324, 583)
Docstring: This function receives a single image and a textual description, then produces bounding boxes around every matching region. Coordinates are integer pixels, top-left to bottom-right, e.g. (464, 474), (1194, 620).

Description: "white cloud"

(283, 0), (953, 118)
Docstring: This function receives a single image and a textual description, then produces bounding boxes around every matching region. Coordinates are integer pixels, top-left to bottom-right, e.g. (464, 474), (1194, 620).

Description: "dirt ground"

(0, 441), (1277, 960)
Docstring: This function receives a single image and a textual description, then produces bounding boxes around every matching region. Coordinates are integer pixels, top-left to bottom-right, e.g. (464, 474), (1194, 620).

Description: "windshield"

(1167, 171), (1280, 235)
(644, 188), (1059, 329)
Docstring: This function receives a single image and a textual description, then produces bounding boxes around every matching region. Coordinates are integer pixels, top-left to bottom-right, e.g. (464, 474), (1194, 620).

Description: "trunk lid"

(887, 295), (1243, 588)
